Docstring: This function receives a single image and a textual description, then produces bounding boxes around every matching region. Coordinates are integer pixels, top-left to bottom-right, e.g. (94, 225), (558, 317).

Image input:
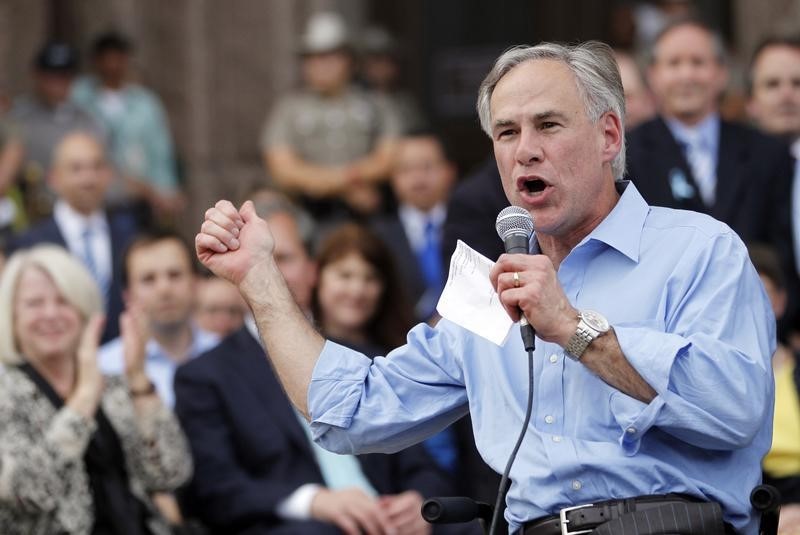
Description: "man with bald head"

(628, 18), (795, 220)
(627, 18), (798, 329)
(6, 131), (138, 341)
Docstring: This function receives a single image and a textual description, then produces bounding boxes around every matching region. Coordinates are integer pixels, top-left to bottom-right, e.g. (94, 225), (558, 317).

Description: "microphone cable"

(488, 346), (535, 535)
(491, 206), (538, 533)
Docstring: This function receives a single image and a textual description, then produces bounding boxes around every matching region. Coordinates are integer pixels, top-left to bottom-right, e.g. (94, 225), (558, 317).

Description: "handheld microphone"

(495, 206), (536, 351)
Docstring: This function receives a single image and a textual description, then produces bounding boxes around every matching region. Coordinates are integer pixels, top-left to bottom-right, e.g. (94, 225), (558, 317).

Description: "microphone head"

(495, 206), (534, 241)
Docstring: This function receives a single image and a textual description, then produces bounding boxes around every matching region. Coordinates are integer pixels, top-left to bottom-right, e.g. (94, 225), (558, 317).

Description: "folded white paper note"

(436, 240), (514, 346)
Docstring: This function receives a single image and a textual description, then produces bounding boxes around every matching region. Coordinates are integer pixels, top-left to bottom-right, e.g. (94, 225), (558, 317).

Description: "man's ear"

(600, 112), (623, 165)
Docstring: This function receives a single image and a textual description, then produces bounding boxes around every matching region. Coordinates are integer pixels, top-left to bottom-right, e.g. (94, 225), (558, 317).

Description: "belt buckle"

(559, 503), (595, 535)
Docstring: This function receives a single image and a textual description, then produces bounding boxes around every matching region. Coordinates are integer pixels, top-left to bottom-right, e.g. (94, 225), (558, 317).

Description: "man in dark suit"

(5, 131), (137, 342)
(373, 131), (456, 323)
(626, 19), (797, 297)
(175, 195), (476, 535)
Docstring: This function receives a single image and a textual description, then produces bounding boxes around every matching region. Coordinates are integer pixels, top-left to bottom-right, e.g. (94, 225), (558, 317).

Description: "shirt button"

(552, 435), (562, 443)
(626, 427), (637, 435)
(544, 415), (554, 424)
(549, 354), (558, 363)
(572, 480), (582, 490)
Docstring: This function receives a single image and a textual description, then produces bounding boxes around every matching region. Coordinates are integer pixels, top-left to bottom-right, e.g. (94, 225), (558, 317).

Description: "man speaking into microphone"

(196, 41), (773, 535)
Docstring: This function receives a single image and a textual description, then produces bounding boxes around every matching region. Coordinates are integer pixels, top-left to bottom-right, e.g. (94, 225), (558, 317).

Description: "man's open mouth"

(523, 178), (547, 194)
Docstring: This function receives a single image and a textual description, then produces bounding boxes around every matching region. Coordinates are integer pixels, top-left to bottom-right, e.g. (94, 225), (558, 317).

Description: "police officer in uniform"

(261, 12), (401, 225)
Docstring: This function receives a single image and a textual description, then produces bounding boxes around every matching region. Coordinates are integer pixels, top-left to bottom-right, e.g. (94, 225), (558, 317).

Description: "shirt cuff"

(275, 483), (323, 520)
(609, 390), (666, 455)
(607, 324), (690, 454)
(613, 324), (689, 395)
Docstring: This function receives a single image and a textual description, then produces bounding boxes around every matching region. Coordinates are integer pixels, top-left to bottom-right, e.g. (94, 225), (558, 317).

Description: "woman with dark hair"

(312, 222), (414, 356)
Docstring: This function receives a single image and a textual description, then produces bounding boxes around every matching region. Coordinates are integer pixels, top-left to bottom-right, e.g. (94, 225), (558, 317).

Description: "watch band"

(565, 310), (609, 361)
(565, 321), (596, 360)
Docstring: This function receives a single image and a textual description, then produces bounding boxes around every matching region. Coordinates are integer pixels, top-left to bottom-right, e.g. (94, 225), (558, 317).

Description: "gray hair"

(476, 41), (627, 180)
(0, 245), (103, 365)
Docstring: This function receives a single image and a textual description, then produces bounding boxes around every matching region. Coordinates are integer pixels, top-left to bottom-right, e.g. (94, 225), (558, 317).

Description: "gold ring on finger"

(513, 272), (520, 288)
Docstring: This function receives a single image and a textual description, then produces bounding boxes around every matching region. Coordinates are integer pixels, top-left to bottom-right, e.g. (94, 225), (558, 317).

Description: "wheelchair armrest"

(751, 484), (781, 535)
(422, 496), (493, 525)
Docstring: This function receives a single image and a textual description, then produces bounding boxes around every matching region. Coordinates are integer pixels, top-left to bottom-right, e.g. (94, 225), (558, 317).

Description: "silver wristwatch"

(564, 310), (610, 361)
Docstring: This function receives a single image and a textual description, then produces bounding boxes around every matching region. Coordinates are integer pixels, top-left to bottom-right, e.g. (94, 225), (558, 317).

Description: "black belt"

(522, 494), (731, 535)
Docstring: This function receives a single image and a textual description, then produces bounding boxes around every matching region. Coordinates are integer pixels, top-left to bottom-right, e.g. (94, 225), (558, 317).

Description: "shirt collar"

(398, 203), (447, 228)
(665, 113), (720, 153)
(575, 180), (649, 263)
(145, 324), (219, 363)
(53, 200), (108, 238)
(398, 203), (447, 251)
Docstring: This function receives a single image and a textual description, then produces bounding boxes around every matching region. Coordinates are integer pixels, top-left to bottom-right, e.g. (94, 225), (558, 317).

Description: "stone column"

(0, 0), (49, 98)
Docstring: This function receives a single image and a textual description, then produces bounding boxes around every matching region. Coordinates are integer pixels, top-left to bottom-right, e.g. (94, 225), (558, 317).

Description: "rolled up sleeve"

(607, 231), (775, 453)
(309, 322), (470, 455)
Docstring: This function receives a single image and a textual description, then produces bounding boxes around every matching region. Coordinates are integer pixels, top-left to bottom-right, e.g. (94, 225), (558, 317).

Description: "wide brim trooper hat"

(298, 11), (352, 55)
(35, 42), (79, 73)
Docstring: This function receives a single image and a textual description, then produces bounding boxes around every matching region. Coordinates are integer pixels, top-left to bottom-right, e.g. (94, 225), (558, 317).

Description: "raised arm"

(196, 200), (323, 415)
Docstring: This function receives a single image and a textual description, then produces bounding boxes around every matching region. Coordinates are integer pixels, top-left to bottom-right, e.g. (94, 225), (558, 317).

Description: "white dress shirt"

(397, 203), (447, 254)
(52, 200), (112, 290)
(98, 325), (220, 408)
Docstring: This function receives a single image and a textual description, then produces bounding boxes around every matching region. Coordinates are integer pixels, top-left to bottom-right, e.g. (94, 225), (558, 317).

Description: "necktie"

(423, 426), (459, 473)
(82, 225), (109, 300)
(415, 219), (444, 319)
(681, 133), (716, 206)
(416, 219), (460, 469)
(418, 219), (443, 291)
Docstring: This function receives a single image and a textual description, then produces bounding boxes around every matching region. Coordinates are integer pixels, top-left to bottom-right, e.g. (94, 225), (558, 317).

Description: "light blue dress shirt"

(307, 182), (775, 534)
(99, 326), (219, 408)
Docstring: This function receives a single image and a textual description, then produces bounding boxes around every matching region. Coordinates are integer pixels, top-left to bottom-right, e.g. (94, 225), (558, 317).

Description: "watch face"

(581, 310), (609, 332)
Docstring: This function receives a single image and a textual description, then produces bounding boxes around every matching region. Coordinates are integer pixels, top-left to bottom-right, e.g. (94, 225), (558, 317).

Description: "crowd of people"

(0, 4), (799, 535)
